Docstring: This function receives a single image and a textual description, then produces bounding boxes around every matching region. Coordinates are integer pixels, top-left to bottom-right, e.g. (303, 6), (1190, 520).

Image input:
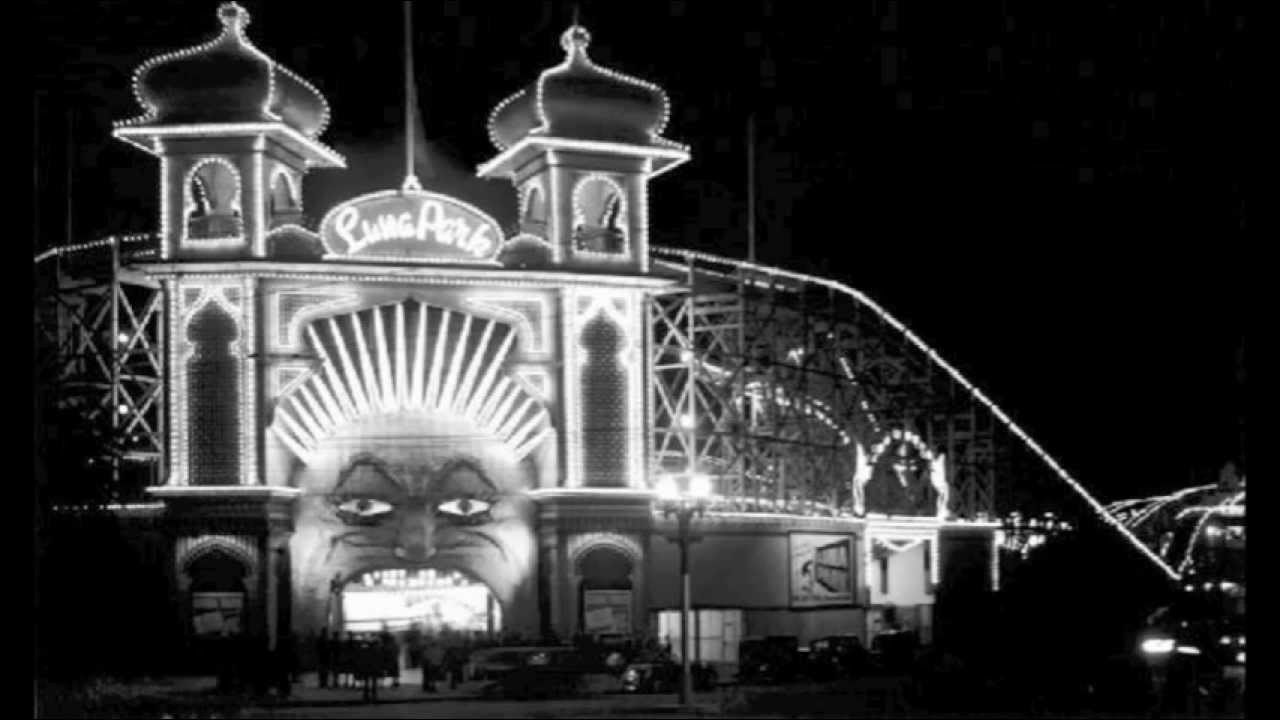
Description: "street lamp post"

(656, 472), (711, 709)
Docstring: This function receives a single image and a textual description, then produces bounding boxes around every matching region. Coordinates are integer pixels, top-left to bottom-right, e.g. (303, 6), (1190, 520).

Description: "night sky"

(35, 1), (1247, 500)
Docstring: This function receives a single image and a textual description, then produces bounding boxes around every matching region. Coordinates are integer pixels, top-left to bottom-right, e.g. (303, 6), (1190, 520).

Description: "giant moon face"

(290, 414), (537, 629)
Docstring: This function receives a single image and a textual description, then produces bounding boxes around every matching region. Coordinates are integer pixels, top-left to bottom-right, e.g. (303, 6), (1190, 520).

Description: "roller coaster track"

(650, 245), (1180, 582)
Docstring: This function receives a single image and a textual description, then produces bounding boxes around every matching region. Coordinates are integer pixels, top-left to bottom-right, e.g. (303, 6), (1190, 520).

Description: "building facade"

(55, 2), (1058, 671)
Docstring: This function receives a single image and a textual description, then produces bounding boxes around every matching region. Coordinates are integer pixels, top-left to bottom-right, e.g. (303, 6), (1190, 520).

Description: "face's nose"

(394, 503), (437, 563)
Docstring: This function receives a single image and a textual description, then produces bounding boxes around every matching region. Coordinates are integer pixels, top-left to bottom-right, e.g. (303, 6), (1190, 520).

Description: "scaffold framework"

(35, 235), (164, 500)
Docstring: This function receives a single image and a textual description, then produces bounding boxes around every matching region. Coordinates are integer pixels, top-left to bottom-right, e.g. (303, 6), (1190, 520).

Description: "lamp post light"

(656, 471), (712, 708)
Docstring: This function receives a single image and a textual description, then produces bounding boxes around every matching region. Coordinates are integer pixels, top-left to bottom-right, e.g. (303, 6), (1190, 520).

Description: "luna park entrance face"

(337, 568), (502, 634)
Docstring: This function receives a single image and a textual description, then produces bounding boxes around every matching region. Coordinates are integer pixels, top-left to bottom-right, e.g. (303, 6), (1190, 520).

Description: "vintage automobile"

(806, 634), (872, 680)
(620, 652), (717, 694)
(737, 636), (803, 684)
(466, 646), (569, 682)
(479, 647), (591, 699)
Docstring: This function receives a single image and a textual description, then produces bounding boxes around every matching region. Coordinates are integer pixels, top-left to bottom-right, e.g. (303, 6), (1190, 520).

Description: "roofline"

(113, 122), (346, 168)
(477, 136), (689, 179)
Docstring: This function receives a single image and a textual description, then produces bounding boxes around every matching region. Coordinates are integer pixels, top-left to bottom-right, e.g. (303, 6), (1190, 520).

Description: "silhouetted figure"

(379, 625), (400, 688)
(406, 623), (424, 670)
(317, 630), (332, 688)
(358, 637), (380, 702)
(445, 644), (465, 690)
(275, 633), (297, 698)
(340, 632), (357, 688)
(422, 636), (441, 692)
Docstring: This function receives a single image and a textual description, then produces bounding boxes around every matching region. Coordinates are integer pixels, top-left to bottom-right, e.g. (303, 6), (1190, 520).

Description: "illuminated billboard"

(790, 533), (854, 608)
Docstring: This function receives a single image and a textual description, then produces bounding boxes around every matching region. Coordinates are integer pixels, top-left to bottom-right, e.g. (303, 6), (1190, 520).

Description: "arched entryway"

(186, 550), (249, 633)
(182, 548), (251, 674)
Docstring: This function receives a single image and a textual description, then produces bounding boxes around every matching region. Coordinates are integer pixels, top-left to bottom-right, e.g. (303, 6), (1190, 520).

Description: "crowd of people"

(210, 625), (685, 703)
(310, 624), (527, 699)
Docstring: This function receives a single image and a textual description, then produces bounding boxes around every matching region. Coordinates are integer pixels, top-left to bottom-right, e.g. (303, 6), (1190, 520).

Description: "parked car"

(480, 647), (590, 699)
(620, 652), (717, 694)
(807, 634), (871, 680)
(467, 646), (563, 682)
(738, 636), (803, 684)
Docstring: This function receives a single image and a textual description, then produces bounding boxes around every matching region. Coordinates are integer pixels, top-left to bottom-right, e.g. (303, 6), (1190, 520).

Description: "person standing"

(422, 635), (445, 693)
(317, 630), (332, 688)
(379, 624), (400, 688)
(420, 634), (435, 693)
(446, 644), (464, 690)
(340, 632), (357, 688)
(272, 633), (295, 698)
(406, 622), (424, 672)
(359, 636), (380, 703)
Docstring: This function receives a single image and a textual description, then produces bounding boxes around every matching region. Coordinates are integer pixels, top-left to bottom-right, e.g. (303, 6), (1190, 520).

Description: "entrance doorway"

(340, 568), (502, 634)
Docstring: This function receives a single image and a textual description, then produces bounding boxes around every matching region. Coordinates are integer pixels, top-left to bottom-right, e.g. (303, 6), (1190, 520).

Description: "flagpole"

(747, 113), (755, 263)
(403, 2), (421, 192)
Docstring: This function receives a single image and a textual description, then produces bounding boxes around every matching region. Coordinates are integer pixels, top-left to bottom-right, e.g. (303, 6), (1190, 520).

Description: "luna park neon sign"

(319, 190), (503, 264)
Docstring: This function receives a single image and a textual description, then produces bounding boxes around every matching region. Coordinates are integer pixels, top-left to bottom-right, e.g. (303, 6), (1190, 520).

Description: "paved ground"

(47, 670), (1236, 718)
(245, 694), (725, 719)
(75, 671), (730, 718)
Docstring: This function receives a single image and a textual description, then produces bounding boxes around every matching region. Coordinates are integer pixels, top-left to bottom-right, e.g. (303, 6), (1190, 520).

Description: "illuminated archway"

(275, 299), (548, 636)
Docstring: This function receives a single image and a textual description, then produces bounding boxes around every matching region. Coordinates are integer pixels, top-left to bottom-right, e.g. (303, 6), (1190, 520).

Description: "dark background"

(34, 0), (1247, 501)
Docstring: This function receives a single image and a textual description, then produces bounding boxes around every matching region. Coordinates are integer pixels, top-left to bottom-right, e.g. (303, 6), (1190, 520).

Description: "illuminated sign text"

(320, 190), (503, 264)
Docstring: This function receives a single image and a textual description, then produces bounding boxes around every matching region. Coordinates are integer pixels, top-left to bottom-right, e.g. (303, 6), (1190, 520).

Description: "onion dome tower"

(113, 2), (345, 261)
(479, 23), (688, 273)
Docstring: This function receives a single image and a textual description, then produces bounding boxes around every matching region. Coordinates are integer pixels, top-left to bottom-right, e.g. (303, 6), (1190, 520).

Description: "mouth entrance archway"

(340, 568), (503, 634)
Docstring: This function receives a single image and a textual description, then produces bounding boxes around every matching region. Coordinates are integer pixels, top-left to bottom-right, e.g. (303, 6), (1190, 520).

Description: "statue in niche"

(573, 179), (626, 254)
(186, 161), (244, 240)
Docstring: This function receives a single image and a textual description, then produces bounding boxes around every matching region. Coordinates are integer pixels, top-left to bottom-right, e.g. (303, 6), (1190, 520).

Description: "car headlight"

(1141, 637), (1175, 655)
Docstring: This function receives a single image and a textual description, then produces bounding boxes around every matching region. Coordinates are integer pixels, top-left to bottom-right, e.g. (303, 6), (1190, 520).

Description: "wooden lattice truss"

(35, 237), (165, 496)
(650, 250), (996, 520)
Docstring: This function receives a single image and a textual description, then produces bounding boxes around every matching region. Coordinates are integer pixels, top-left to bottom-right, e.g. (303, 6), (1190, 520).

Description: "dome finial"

(560, 8), (591, 56)
(218, 2), (251, 34)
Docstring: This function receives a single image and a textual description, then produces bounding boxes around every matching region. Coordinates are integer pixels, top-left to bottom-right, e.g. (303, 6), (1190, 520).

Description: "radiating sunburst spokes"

(272, 300), (549, 463)
(409, 306), (428, 410)
(424, 310), (451, 411)
(439, 314), (473, 414)
(452, 320), (495, 415)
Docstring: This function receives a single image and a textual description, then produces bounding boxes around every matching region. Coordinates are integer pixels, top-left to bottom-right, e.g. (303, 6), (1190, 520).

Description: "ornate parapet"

(532, 488), (656, 534)
(148, 485), (301, 536)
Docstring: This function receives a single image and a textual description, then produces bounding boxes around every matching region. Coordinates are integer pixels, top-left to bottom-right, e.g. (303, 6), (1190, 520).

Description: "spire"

(402, 1), (422, 192)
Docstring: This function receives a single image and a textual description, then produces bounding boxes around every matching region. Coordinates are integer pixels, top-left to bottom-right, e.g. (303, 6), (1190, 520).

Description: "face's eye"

(436, 497), (492, 518)
(336, 497), (395, 518)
